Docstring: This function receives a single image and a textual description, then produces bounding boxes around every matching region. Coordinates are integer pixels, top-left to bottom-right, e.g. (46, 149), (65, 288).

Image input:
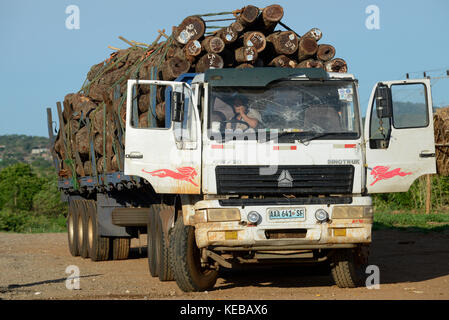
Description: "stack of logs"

(54, 4), (349, 178)
(433, 106), (449, 175)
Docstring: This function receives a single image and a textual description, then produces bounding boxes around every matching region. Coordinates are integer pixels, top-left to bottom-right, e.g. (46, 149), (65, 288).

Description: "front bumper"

(188, 197), (373, 250)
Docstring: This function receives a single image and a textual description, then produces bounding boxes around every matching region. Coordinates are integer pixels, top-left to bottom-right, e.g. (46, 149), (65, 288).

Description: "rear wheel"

(85, 200), (110, 261)
(77, 200), (89, 259)
(67, 201), (79, 257)
(171, 218), (218, 292)
(112, 237), (130, 260)
(330, 247), (368, 288)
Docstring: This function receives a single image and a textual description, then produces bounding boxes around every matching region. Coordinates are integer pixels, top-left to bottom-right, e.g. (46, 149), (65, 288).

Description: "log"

(261, 4), (284, 30)
(156, 102), (166, 122)
(324, 58), (347, 73)
(139, 111), (149, 128)
(297, 36), (318, 61)
(195, 53), (224, 73)
(268, 55), (297, 68)
(302, 28), (322, 41)
(174, 16), (206, 45)
(316, 44), (336, 62)
(161, 57), (191, 80)
(266, 31), (299, 55)
(230, 21), (245, 33)
(217, 26), (239, 44)
(235, 46), (258, 63)
(243, 31), (266, 53)
(237, 5), (260, 26)
(83, 160), (92, 176)
(236, 63), (254, 69)
(75, 126), (90, 156)
(202, 36), (225, 54)
(183, 40), (202, 62)
(296, 59), (324, 69)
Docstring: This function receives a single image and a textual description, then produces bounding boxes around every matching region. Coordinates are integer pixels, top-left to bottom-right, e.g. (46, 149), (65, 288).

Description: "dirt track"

(0, 229), (448, 300)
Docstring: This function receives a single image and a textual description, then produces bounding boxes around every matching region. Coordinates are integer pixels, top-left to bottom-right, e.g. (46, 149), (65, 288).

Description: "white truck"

(52, 67), (436, 292)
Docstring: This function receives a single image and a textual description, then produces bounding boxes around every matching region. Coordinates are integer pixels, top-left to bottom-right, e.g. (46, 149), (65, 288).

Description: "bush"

(0, 209), (29, 233)
(32, 178), (67, 217)
(0, 163), (44, 211)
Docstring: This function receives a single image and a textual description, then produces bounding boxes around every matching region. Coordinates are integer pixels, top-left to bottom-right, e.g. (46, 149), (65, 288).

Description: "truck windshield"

(208, 80), (360, 142)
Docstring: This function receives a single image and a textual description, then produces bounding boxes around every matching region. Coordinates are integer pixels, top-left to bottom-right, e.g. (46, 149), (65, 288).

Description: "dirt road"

(1, 229), (448, 300)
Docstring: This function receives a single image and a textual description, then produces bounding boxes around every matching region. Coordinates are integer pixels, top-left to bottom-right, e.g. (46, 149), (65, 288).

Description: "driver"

(226, 96), (261, 131)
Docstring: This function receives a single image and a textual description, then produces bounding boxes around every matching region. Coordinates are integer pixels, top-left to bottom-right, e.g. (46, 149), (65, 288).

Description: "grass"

(0, 210), (67, 233)
(373, 210), (449, 232)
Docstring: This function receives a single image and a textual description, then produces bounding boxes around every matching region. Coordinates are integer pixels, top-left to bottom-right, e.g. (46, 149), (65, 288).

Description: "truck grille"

(215, 165), (354, 195)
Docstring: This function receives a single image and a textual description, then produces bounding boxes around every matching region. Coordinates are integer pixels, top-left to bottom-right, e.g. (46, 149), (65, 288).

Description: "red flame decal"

(370, 166), (412, 186)
(142, 167), (198, 186)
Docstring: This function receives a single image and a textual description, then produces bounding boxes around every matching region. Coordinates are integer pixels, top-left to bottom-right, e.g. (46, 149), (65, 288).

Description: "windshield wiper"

(299, 132), (356, 144)
(258, 131), (301, 143)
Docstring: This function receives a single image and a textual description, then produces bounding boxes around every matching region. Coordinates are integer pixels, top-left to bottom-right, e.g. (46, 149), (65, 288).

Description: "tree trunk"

(297, 36), (318, 61)
(235, 46), (258, 63)
(202, 36), (225, 54)
(324, 58), (347, 73)
(316, 44), (336, 62)
(174, 16), (205, 45)
(266, 31), (298, 55)
(195, 53), (224, 73)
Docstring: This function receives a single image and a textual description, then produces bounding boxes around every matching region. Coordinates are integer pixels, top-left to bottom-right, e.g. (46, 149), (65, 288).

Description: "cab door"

(364, 78), (436, 193)
(124, 79), (201, 194)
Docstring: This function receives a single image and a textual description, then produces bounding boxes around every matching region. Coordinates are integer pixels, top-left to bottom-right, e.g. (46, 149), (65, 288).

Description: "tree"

(0, 163), (44, 211)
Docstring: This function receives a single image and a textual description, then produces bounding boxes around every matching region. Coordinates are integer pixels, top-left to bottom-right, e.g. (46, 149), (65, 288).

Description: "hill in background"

(0, 135), (53, 171)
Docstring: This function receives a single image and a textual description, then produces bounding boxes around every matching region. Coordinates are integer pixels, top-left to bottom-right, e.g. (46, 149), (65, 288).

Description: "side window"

(391, 83), (428, 129)
(131, 84), (168, 129)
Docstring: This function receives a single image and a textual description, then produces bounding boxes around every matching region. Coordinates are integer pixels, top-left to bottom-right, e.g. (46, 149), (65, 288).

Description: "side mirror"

(171, 91), (184, 123)
(375, 85), (392, 118)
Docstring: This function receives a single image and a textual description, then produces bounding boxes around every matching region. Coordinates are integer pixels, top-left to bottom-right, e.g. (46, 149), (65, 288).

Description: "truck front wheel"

(170, 218), (218, 292)
(330, 248), (368, 288)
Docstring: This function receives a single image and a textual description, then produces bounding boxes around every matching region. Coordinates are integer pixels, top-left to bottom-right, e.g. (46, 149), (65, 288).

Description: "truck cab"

(123, 68), (436, 291)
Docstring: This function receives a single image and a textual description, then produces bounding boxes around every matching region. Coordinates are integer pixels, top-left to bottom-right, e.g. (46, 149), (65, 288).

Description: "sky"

(0, 0), (448, 137)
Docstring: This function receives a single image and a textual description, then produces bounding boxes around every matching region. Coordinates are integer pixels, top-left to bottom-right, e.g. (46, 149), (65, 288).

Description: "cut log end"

(174, 16), (205, 45)
(262, 4), (284, 23)
(324, 58), (347, 73)
(317, 44), (336, 62)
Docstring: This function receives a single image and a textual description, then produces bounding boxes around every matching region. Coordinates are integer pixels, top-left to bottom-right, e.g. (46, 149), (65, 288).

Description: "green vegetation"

(373, 211), (449, 232)
(0, 162), (67, 233)
(0, 134), (50, 170)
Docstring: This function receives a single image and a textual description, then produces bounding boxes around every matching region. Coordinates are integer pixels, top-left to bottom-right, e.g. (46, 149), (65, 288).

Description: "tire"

(77, 200), (89, 259)
(147, 209), (159, 277)
(67, 200), (79, 257)
(156, 205), (174, 281)
(112, 237), (130, 260)
(171, 218), (218, 292)
(86, 200), (110, 261)
(330, 248), (367, 288)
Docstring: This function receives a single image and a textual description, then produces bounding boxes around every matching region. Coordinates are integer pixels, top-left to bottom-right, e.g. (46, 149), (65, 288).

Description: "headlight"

(332, 206), (373, 219)
(315, 209), (329, 222)
(247, 211), (262, 224)
(207, 208), (241, 222)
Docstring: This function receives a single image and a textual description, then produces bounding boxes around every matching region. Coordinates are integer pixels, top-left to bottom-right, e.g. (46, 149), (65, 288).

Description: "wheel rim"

(68, 213), (75, 244)
(78, 214), (83, 246)
(88, 217), (93, 250)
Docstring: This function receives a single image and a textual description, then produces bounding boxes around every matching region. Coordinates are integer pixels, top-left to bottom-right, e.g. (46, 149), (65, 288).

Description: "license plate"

(268, 208), (306, 221)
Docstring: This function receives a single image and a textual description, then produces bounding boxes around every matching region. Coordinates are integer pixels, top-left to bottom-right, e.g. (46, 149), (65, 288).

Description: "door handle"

(125, 152), (143, 159)
(419, 151), (435, 158)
